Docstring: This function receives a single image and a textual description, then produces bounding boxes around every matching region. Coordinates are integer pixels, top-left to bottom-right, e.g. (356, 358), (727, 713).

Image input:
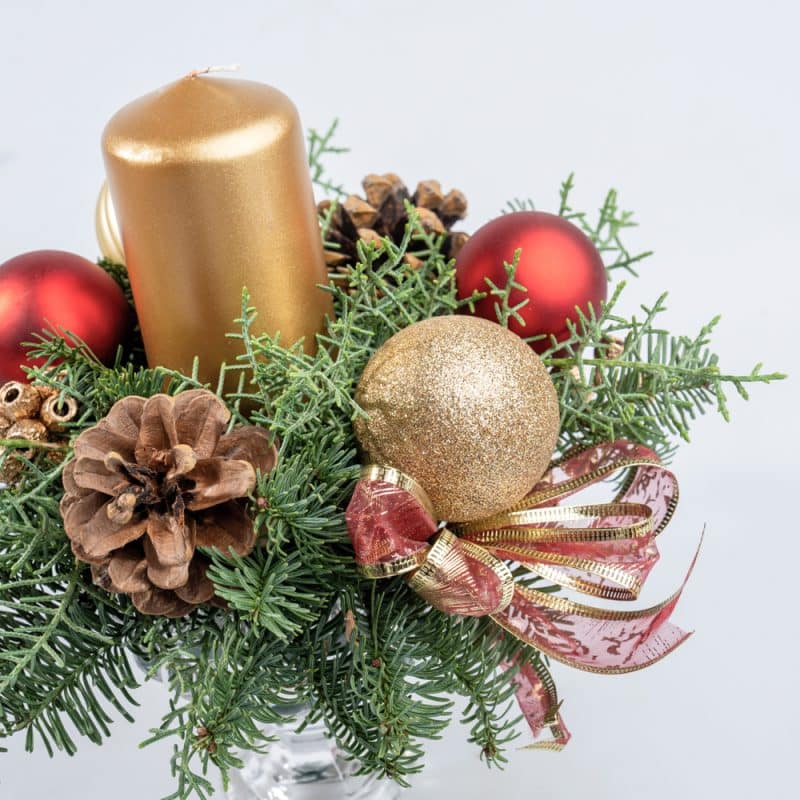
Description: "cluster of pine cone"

(0, 380), (77, 484)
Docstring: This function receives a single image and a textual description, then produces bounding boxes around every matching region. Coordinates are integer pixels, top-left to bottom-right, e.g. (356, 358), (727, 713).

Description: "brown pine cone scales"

(320, 174), (470, 274)
(60, 389), (277, 617)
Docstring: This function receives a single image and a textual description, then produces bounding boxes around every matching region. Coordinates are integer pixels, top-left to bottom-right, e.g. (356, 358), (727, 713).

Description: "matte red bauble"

(0, 250), (132, 382)
(455, 211), (607, 353)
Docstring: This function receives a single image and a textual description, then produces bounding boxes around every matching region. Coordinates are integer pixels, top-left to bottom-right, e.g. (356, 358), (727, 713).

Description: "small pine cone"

(1, 452), (22, 486)
(403, 253), (425, 271)
(371, 176), (411, 236)
(321, 173), (469, 273)
(569, 366), (597, 403)
(595, 335), (625, 361)
(357, 228), (384, 248)
(0, 458), (14, 487)
(59, 390), (278, 617)
(35, 384), (59, 400)
(323, 201), (360, 270)
(8, 418), (47, 441)
(415, 207), (446, 235)
(33, 370), (69, 401)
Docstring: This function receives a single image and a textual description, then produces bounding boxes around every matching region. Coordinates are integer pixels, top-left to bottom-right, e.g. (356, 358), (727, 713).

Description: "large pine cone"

(320, 174), (469, 275)
(60, 390), (277, 617)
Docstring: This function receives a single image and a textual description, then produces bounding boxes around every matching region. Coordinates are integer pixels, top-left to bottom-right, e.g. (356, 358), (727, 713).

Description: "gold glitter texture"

(354, 316), (560, 522)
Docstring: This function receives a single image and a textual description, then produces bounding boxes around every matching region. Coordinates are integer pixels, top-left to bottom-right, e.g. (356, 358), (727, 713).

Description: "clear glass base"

(225, 707), (401, 800)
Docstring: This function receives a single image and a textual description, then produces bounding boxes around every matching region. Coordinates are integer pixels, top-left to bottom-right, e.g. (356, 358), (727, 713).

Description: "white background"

(1, 1), (798, 798)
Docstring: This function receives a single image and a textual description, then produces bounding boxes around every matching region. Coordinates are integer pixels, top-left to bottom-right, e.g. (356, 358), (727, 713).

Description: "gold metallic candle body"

(101, 75), (332, 385)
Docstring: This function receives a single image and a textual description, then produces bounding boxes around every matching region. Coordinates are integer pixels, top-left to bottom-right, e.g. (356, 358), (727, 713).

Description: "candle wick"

(187, 64), (242, 79)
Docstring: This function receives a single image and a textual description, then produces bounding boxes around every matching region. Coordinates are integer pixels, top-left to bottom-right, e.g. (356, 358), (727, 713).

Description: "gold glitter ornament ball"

(354, 315), (560, 522)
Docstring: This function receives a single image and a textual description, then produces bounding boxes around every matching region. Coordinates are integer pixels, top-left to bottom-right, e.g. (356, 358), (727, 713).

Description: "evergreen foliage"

(0, 120), (783, 797)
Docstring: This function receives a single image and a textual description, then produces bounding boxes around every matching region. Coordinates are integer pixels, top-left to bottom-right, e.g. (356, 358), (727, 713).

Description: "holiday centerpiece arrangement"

(0, 70), (784, 799)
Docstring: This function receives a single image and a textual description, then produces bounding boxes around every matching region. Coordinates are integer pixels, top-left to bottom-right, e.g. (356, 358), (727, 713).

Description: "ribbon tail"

(493, 535), (702, 675)
(503, 658), (571, 750)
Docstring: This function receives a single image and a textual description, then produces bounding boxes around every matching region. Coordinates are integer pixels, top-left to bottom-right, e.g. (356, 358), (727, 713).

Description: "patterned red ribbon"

(345, 440), (698, 749)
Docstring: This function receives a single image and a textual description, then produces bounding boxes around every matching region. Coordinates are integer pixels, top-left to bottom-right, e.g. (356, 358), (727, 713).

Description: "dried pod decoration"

(59, 389), (278, 617)
(0, 379), (78, 485)
(592, 334), (639, 390)
(562, 337), (629, 408)
(40, 393), (80, 432)
(0, 381), (41, 421)
(320, 174), (470, 278)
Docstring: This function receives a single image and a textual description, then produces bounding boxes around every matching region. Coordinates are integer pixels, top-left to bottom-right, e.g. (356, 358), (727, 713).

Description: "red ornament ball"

(455, 211), (608, 352)
(0, 250), (132, 382)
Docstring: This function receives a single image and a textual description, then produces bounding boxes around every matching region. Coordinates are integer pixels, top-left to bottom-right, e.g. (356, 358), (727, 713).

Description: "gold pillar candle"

(101, 74), (332, 386)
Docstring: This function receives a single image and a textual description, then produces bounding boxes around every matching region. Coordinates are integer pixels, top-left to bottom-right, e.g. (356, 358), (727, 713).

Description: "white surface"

(0, 1), (798, 798)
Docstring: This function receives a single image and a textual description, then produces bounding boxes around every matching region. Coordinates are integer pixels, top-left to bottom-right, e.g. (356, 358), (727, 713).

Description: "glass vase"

(224, 706), (401, 800)
(134, 660), (399, 800)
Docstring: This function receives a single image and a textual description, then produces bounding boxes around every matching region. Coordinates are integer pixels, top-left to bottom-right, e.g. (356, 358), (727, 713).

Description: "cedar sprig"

(491, 177), (785, 457)
(308, 119), (349, 198)
(480, 263), (786, 457)
(475, 248), (530, 328)
(542, 284), (785, 457)
(507, 172), (653, 277)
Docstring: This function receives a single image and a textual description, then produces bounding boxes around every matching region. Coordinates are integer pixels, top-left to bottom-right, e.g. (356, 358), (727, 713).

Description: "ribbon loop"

(408, 529), (514, 616)
(348, 473), (436, 574)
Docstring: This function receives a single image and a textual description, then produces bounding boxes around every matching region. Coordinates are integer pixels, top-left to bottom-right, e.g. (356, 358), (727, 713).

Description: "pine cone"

(60, 389), (277, 617)
(320, 175), (470, 275)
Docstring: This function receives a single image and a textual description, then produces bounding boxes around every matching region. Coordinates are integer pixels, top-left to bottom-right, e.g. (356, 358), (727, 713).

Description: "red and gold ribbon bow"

(345, 440), (699, 749)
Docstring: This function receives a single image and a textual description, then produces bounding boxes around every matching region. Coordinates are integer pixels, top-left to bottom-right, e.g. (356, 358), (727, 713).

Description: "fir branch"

(422, 615), (526, 765)
(302, 587), (454, 785)
(98, 257), (135, 308)
(141, 620), (297, 800)
(207, 549), (322, 640)
(0, 569), (140, 754)
(0, 436), (141, 755)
